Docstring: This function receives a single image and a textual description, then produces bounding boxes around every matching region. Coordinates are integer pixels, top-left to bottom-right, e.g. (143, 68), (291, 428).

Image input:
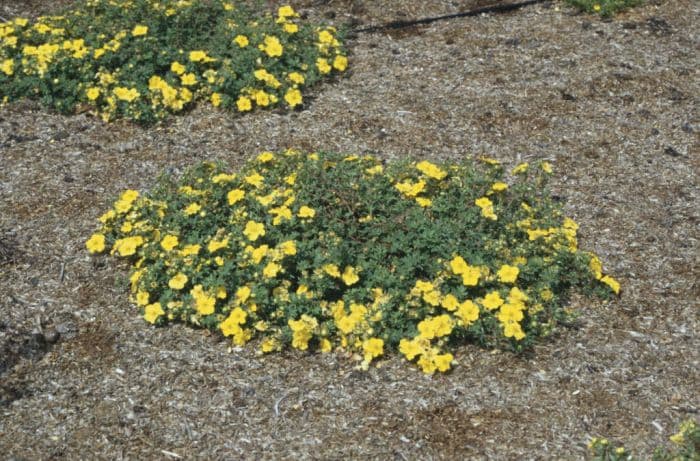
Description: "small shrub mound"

(565, 0), (643, 17)
(86, 151), (619, 373)
(589, 419), (700, 460)
(0, 1), (347, 123)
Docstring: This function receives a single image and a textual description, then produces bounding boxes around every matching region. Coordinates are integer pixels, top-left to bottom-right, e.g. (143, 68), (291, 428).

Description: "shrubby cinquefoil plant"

(86, 151), (620, 373)
(589, 418), (699, 460)
(0, 1), (347, 123)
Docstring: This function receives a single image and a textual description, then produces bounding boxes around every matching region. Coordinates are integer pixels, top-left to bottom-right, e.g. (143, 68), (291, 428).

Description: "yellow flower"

(210, 92), (222, 107)
(85, 233), (106, 253)
(456, 300), (479, 325)
(318, 30), (335, 45)
(441, 294), (459, 311)
(341, 266), (360, 285)
(259, 35), (283, 57)
(422, 290), (441, 306)
(508, 287), (528, 305)
(288, 72), (305, 84)
(227, 189), (245, 205)
(593, 4), (601, 12)
(319, 338), (332, 353)
(261, 338), (280, 353)
(86, 87), (100, 101)
(316, 57), (331, 74)
(491, 182), (508, 192)
(412, 280), (434, 294)
(497, 264), (519, 283)
(161, 235), (179, 251)
(482, 291), (504, 310)
(270, 206), (292, 225)
(289, 315), (317, 350)
(113, 87), (140, 102)
(460, 266), (481, 287)
(243, 221), (265, 241)
(244, 172), (264, 188)
(1, 59), (14, 75)
(180, 73), (197, 86)
(212, 173), (235, 184)
(112, 236), (144, 257)
(298, 206), (315, 218)
(449, 256), (468, 275)
(181, 244), (200, 256)
(502, 319), (525, 340)
(283, 23), (298, 34)
(512, 162), (529, 174)
(333, 55), (348, 72)
(170, 61), (186, 75)
(434, 353), (453, 372)
(263, 262), (281, 278)
(191, 286), (216, 315)
(144, 302), (164, 324)
(416, 161), (447, 180)
(416, 197), (432, 207)
(541, 161), (553, 173)
(417, 350), (438, 374)
(278, 5), (297, 18)
(417, 315), (453, 340)
(323, 264), (341, 278)
(253, 90), (270, 107)
(399, 338), (424, 360)
(168, 273), (188, 290)
(189, 50), (213, 62)
(234, 35), (249, 47)
(132, 25), (148, 36)
(279, 240), (297, 256)
(135, 290), (150, 306)
(475, 196), (497, 220)
(475, 197), (493, 209)
(284, 88), (303, 108)
(362, 338), (384, 360)
(220, 307), (247, 336)
(247, 245), (268, 264)
(257, 151), (275, 163)
(497, 303), (524, 323)
(236, 286), (251, 303)
(208, 238), (229, 252)
(184, 203), (201, 215)
(600, 275), (620, 294)
(395, 179), (426, 198)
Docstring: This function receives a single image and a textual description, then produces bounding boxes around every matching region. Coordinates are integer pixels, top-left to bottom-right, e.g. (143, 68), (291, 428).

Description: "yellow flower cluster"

(86, 150), (620, 374)
(0, 2), (348, 122)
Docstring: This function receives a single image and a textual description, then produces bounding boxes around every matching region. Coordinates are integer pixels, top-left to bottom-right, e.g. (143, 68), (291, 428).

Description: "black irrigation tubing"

(351, 0), (547, 34)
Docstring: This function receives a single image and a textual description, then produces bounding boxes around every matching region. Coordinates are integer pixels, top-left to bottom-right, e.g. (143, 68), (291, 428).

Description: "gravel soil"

(0, 0), (698, 459)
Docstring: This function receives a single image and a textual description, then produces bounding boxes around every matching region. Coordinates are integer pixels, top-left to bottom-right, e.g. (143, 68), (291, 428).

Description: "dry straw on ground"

(0, 0), (698, 459)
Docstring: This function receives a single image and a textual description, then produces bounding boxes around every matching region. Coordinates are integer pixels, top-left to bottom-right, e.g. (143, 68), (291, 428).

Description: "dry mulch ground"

(1, 0), (698, 459)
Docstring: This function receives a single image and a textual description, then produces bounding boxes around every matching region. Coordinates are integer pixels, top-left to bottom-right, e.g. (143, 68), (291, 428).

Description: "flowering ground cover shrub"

(565, 0), (643, 17)
(86, 150), (620, 373)
(0, 1), (347, 123)
(589, 419), (700, 460)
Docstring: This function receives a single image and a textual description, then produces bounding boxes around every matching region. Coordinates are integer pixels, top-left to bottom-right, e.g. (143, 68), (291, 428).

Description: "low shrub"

(589, 419), (700, 460)
(0, 1), (347, 123)
(86, 150), (620, 373)
(564, 0), (643, 17)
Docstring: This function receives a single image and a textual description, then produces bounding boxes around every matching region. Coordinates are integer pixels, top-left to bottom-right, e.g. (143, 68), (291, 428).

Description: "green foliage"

(86, 150), (619, 373)
(589, 419), (700, 460)
(0, 1), (347, 123)
(564, 0), (644, 17)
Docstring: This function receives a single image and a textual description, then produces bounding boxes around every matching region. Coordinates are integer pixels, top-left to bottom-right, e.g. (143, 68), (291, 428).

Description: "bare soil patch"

(1, 0), (698, 459)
